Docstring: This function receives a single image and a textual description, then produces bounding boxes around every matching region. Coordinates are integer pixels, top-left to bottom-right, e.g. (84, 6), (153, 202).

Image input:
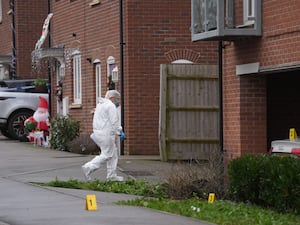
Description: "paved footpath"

(0, 136), (214, 225)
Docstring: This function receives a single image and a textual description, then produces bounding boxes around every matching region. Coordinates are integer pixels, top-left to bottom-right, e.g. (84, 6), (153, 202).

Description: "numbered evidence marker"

(289, 128), (298, 141)
(208, 193), (216, 203)
(86, 194), (98, 210)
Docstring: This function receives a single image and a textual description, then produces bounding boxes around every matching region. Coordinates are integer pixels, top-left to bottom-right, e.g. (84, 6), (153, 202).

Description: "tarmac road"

(0, 135), (213, 225)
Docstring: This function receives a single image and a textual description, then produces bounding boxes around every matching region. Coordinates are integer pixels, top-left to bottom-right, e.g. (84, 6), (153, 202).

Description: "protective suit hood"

(93, 97), (121, 136)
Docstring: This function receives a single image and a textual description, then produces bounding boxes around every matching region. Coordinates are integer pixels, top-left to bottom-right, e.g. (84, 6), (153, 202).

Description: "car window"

(0, 81), (8, 87)
(0, 79), (48, 93)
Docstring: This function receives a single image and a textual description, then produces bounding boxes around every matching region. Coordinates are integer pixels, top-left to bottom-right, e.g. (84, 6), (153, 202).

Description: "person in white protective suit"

(81, 90), (125, 182)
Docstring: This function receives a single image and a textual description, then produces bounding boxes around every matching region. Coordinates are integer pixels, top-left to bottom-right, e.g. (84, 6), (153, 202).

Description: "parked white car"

(270, 139), (300, 158)
(0, 79), (48, 140)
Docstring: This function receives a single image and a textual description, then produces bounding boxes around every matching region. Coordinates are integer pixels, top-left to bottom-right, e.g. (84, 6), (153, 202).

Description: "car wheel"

(0, 128), (12, 138)
(7, 110), (33, 140)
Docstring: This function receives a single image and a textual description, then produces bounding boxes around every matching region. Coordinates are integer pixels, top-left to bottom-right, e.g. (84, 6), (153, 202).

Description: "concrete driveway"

(0, 136), (212, 225)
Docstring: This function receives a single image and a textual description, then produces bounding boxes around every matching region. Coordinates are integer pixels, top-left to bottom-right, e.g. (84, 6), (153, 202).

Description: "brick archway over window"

(70, 40), (81, 49)
(164, 49), (201, 63)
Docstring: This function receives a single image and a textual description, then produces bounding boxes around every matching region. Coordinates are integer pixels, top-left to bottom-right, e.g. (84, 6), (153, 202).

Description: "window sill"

(89, 0), (101, 7)
(69, 103), (82, 109)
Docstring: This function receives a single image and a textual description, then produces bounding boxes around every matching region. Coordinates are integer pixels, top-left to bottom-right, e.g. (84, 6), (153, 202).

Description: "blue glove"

(119, 131), (125, 141)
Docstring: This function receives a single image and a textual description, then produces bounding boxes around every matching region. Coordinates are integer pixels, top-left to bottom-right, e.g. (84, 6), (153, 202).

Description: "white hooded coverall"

(82, 97), (122, 180)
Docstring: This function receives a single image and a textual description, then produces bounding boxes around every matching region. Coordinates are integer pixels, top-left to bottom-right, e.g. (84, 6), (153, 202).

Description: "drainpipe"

(10, 0), (16, 79)
(119, 0), (125, 155)
(47, 0), (52, 115)
(218, 41), (224, 152)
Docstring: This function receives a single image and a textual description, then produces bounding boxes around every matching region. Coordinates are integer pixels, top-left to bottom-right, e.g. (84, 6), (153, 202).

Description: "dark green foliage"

(228, 154), (300, 214)
(49, 116), (80, 151)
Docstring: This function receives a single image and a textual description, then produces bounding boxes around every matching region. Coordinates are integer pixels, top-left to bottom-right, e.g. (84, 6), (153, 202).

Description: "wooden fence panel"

(159, 64), (219, 161)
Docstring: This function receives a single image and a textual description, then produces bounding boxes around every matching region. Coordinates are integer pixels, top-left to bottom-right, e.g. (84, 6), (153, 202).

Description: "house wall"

(15, 1), (48, 78)
(222, 0), (300, 161)
(123, 0), (218, 155)
(0, 0), (12, 54)
(0, 0), (48, 79)
(50, 0), (218, 155)
(51, 0), (122, 140)
(51, 0), (217, 155)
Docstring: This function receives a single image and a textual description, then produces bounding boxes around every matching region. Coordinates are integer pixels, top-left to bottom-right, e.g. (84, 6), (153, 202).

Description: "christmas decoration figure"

(25, 96), (50, 146)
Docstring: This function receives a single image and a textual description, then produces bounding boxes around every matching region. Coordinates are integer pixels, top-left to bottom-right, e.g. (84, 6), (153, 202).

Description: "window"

(0, 0), (2, 23)
(56, 63), (63, 115)
(191, 0), (261, 41)
(94, 60), (101, 104)
(72, 50), (82, 104)
(192, 0), (217, 34)
(244, 0), (255, 25)
(107, 56), (116, 90)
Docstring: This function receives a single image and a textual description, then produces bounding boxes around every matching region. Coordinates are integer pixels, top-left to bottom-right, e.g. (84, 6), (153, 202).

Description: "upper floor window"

(191, 0), (261, 41)
(192, 0), (217, 34)
(72, 50), (82, 104)
(244, 0), (255, 25)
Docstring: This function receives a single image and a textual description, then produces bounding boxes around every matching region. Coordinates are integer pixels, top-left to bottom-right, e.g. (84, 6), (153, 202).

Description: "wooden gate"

(159, 64), (219, 161)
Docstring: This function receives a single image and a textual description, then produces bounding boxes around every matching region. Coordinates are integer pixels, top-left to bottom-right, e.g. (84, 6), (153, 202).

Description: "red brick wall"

(223, 0), (300, 161)
(51, 0), (218, 155)
(123, 0), (218, 154)
(0, 0), (48, 79)
(15, 0), (48, 78)
(51, 0), (120, 136)
(0, 0), (12, 54)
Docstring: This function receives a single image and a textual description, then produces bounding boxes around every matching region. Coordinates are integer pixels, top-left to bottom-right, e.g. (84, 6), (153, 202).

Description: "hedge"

(228, 154), (300, 214)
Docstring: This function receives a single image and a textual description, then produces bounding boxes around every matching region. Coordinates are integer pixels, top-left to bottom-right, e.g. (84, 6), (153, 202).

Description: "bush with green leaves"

(228, 154), (300, 214)
(49, 116), (80, 151)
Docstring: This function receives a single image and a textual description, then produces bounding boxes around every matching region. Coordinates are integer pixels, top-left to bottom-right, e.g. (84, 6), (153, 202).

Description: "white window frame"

(107, 56), (116, 90)
(0, 0), (2, 23)
(243, 0), (255, 25)
(94, 61), (101, 104)
(107, 56), (115, 77)
(72, 50), (82, 104)
(56, 63), (63, 115)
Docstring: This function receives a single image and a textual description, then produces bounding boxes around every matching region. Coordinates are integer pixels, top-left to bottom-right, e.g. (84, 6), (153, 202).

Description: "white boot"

(107, 175), (124, 182)
(81, 165), (92, 182)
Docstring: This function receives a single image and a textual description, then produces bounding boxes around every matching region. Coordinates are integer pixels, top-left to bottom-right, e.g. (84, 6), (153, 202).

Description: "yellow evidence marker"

(86, 194), (98, 210)
(208, 193), (216, 203)
(289, 128), (298, 141)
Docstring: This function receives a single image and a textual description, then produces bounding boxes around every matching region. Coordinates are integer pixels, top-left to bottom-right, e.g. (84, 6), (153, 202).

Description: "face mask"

(113, 101), (119, 107)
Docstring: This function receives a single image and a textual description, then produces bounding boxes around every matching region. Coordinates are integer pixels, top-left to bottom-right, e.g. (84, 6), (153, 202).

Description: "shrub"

(227, 154), (263, 203)
(258, 156), (300, 213)
(228, 154), (300, 214)
(49, 116), (80, 151)
(162, 147), (224, 200)
(161, 161), (201, 199)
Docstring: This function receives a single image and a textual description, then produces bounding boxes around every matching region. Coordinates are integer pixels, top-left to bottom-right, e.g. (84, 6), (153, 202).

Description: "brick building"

(3, 0), (299, 164)
(0, 0), (48, 79)
(0, 0), (218, 156)
(39, 0), (218, 155)
(192, 0), (300, 163)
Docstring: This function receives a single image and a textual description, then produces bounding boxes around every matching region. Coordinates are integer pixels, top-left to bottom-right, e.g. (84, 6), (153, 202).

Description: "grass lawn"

(118, 197), (300, 225)
(36, 179), (300, 225)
